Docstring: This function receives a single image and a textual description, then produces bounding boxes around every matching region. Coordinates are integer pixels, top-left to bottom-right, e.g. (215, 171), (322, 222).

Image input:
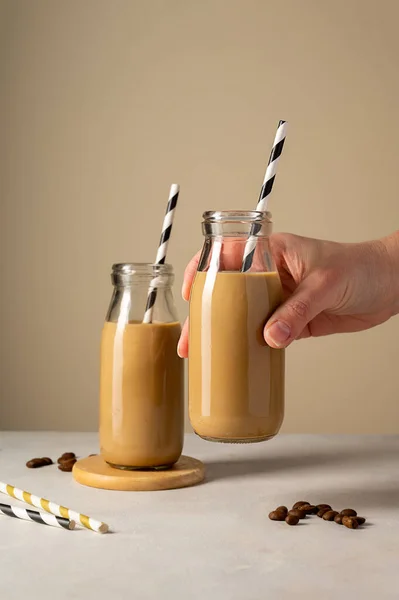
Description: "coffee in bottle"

(100, 263), (184, 468)
(189, 211), (285, 443)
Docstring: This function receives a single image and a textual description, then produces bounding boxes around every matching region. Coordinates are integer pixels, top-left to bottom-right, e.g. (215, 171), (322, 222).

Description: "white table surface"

(1, 432), (399, 600)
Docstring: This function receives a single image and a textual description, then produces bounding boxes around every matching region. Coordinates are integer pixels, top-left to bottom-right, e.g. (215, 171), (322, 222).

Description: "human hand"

(177, 232), (398, 357)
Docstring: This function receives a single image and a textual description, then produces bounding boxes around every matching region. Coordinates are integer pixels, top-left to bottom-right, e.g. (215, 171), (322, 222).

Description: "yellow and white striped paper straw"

(0, 481), (109, 533)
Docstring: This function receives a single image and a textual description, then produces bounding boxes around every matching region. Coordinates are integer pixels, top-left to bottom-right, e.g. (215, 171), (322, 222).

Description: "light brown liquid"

(100, 321), (184, 468)
(189, 271), (284, 442)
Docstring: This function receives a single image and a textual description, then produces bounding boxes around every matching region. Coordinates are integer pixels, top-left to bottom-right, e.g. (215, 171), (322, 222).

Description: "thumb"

(264, 277), (328, 348)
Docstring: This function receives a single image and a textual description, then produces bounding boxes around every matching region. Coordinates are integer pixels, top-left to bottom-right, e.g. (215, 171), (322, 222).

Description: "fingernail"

(265, 321), (291, 347)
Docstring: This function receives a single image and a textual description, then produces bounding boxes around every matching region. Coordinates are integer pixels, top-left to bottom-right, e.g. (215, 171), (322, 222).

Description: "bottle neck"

(198, 211), (274, 273)
(106, 263), (178, 324)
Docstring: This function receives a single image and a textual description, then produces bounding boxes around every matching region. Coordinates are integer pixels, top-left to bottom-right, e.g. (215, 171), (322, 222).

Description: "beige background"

(1, 0), (399, 433)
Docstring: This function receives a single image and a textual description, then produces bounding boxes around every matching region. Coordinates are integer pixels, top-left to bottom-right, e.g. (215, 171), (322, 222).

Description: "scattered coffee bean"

(285, 514), (300, 526)
(275, 506), (288, 515)
(269, 511), (286, 521)
(322, 510), (339, 521)
(26, 458), (51, 469)
(334, 514), (344, 525)
(342, 516), (358, 529)
(340, 508), (357, 517)
(300, 504), (318, 515)
(292, 501), (310, 510)
(58, 458), (77, 472)
(57, 452), (76, 464)
(269, 501), (366, 531)
(288, 509), (307, 519)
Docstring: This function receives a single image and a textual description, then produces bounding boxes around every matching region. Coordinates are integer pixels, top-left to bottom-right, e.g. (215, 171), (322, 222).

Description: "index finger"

(182, 251), (201, 301)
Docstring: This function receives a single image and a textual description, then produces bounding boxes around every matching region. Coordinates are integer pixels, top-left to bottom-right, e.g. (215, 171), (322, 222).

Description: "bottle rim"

(111, 263), (174, 275)
(110, 263), (174, 287)
(202, 210), (272, 223)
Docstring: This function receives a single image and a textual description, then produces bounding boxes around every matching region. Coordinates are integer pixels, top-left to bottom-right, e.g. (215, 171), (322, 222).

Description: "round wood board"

(73, 455), (205, 491)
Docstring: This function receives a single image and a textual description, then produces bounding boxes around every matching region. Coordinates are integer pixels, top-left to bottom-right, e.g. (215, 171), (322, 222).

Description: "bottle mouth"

(202, 210), (272, 223)
(112, 263), (173, 275)
(111, 263), (174, 286)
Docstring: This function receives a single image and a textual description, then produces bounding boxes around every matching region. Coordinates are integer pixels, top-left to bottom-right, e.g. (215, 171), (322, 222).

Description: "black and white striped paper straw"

(0, 502), (75, 530)
(241, 120), (288, 272)
(143, 183), (180, 323)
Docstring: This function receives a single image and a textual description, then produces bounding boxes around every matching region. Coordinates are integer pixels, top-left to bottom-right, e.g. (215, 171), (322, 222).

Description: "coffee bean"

(285, 514), (300, 526)
(269, 511), (286, 521)
(41, 457), (53, 465)
(292, 501), (310, 510)
(334, 514), (344, 525)
(275, 506), (288, 515)
(288, 509), (307, 519)
(355, 517), (366, 525)
(340, 508), (357, 517)
(59, 452), (75, 461)
(58, 458), (77, 472)
(26, 458), (51, 469)
(300, 504), (318, 515)
(57, 452), (76, 464)
(63, 452), (76, 459)
(342, 516), (358, 529)
(317, 507), (330, 518)
(322, 510), (339, 521)
(316, 504), (332, 511)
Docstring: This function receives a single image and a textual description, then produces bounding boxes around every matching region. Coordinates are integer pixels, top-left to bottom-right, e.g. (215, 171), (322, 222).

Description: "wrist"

(379, 231), (399, 317)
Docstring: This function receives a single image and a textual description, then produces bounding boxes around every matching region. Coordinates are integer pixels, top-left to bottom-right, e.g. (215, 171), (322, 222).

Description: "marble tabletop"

(1, 432), (399, 600)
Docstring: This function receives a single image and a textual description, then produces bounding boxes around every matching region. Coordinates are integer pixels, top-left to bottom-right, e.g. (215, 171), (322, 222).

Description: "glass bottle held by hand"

(188, 211), (285, 443)
(99, 263), (184, 469)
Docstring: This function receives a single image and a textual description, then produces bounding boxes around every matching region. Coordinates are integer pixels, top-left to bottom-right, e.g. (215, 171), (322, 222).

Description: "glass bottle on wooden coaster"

(100, 263), (184, 469)
(188, 211), (285, 443)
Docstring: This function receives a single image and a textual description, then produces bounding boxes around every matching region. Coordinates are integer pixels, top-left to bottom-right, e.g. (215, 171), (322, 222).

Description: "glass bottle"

(188, 211), (285, 443)
(100, 263), (184, 469)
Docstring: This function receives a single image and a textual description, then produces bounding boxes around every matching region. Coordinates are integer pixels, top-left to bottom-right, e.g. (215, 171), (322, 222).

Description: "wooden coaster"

(73, 455), (205, 491)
